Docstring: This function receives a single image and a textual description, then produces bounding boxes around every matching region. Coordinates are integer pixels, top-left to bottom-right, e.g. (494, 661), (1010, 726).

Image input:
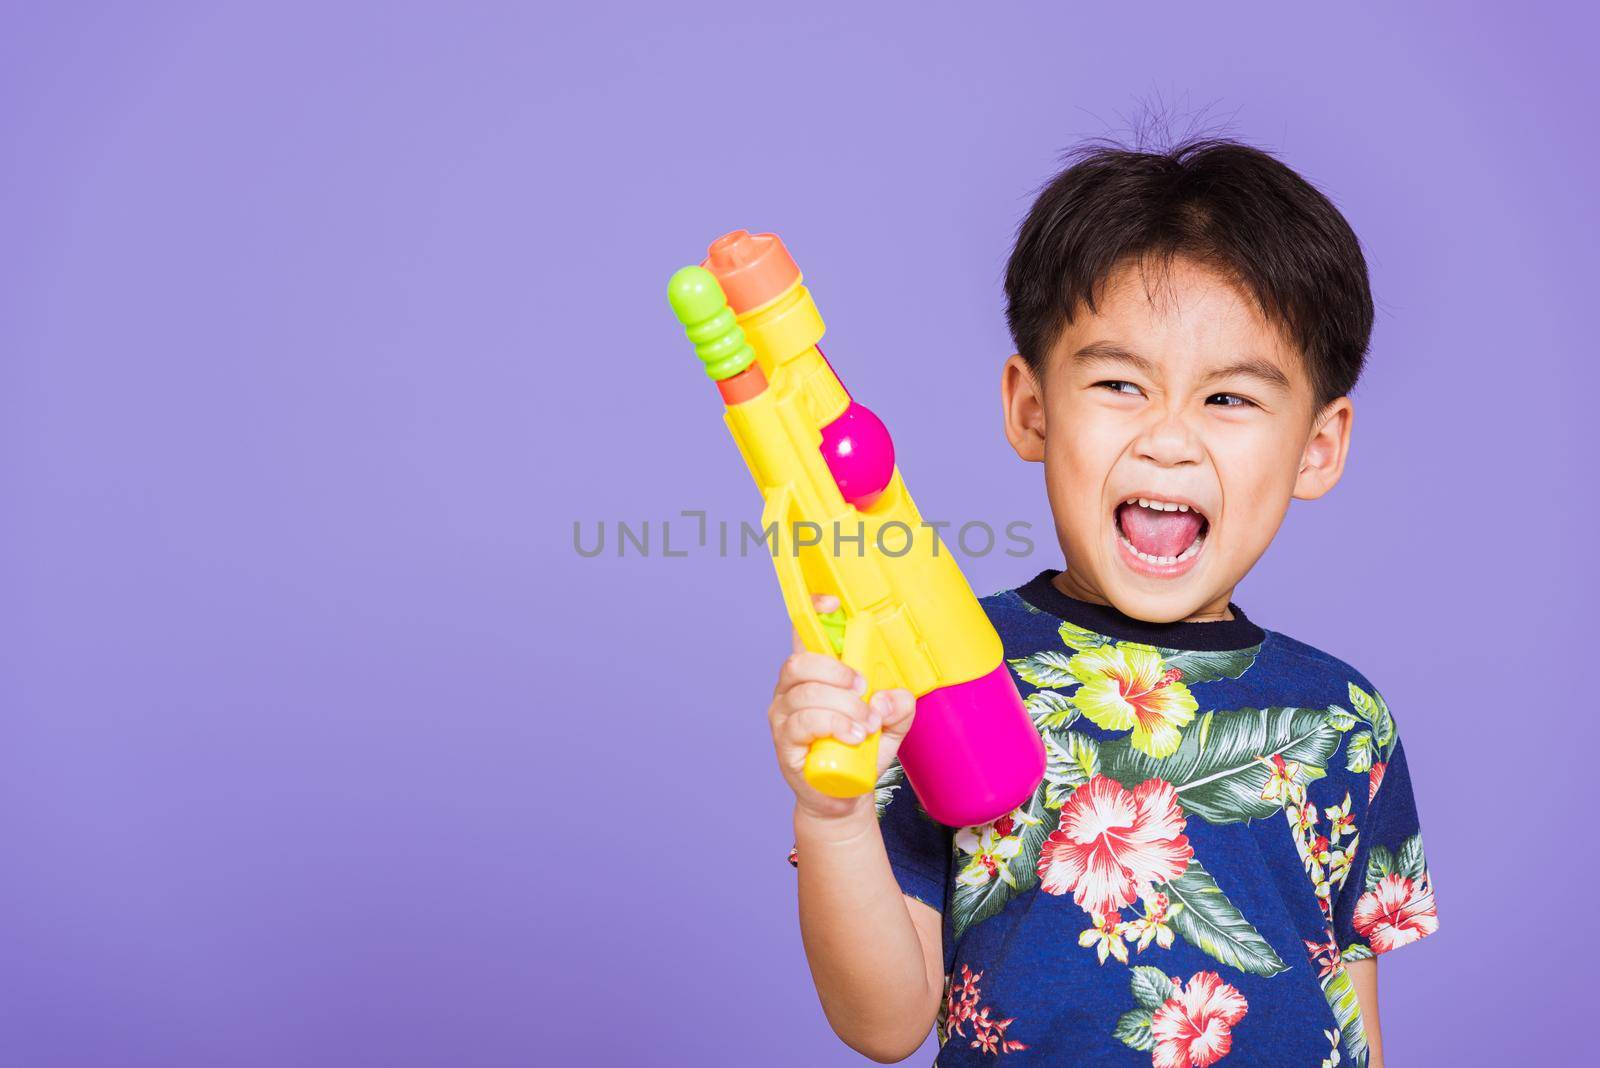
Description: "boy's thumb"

(876, 689), (918, 740)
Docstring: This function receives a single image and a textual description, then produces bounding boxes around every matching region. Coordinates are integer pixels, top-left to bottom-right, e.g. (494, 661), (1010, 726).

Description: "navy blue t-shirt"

(791, 570), (1437, 1067)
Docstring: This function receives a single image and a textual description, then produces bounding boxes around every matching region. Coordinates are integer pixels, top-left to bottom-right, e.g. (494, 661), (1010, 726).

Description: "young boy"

(772, 139), (1436, 1066)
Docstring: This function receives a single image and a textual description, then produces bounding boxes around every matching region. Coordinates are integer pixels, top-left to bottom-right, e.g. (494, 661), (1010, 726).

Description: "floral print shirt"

(789, 570), (1437, 1066)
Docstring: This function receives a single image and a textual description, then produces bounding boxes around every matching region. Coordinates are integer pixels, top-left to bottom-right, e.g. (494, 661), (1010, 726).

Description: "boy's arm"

(1346, 958), (1384, 1067)
(773, 595), (941, 1062)
(795, 804), (943, 1063)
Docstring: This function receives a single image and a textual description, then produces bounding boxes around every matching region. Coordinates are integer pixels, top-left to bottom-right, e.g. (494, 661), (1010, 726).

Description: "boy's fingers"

(784, 683), (871, 723)
(776, 651), (867, 697)
(784, 706), (871, 747)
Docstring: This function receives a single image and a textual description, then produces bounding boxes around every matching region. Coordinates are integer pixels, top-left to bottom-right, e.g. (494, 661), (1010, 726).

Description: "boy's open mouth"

(1114, 496), (1209, 568)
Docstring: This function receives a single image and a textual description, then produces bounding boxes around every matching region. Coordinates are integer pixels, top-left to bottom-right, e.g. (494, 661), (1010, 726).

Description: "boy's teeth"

(1129, 497), (1191, 513)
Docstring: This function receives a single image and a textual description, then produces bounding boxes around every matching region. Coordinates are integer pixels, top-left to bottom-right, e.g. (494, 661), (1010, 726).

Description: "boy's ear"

(1293, 396), (1354, 501)
(1002, 354), (1048, 463)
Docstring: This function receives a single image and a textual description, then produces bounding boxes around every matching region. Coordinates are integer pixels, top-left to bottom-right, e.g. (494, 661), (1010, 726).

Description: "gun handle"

(801, 593), (894, 798)
(765, 487), (883, 799)
(804, 731), (881, 799)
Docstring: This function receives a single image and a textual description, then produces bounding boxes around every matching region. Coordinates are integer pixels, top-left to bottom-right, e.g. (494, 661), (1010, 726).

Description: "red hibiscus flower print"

(1037, 775), (1193, 916)
(1353, 872), (1438, 952)
(1150, 970), (1248, 1068)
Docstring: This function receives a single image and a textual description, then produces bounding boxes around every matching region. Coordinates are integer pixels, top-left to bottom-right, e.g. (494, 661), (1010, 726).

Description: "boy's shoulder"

(1255, 626), (1381, 692)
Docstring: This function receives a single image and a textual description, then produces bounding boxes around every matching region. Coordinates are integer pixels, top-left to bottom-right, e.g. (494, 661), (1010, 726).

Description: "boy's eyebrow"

(1203, 358), (1293, 392)
(1072, 342), (1292, 392)
(1070, 341), (1160, 377)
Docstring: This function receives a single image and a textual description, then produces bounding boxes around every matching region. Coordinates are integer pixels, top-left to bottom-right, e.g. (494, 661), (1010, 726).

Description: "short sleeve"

(788, 762), (952, 913)
(1332, 734), (1439, 957)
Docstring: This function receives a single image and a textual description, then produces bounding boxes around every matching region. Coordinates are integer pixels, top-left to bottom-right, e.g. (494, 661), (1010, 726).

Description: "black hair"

(1003, 138), (1373, 409)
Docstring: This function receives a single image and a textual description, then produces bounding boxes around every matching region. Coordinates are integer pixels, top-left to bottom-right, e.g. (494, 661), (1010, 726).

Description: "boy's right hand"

(768, 594), (917, 822)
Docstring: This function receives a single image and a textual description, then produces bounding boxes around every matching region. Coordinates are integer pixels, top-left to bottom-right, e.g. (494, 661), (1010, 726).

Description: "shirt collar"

(1015, 569), (1265, 652)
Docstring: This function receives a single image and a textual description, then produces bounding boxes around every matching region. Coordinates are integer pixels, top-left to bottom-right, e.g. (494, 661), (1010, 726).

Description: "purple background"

(3, 3), (1592, 1065)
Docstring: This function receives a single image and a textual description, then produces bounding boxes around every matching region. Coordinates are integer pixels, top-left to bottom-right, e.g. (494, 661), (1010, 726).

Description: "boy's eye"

(1095, 380), (1144, 396)
(1207, 393), (1255, 408)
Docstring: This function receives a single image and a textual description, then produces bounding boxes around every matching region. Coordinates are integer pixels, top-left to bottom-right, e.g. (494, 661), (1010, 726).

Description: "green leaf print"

(1345, 729), (1375, 773)
(1058, 619), (1110, 651)
(1325, 704), (1360, 732)
(1347, 682), (1395, 754)
(1340, 943), (1375, 962)
(1043, 731), (1099, 807)
(949, 780), (1055, 940)
(1100, 706), (1342, 824)
(1156, 860), (1289, 977)
(1008, 650), (1078, 688)
(1364, 845), (1396, 891)
(1152, 643), (1262, 685)
(1113, 1008), (1157, 1052)
(1025, 688), (1079, 729)
(1129, 966), (1174, 1011)
(1321, 965), (1370, 1066)
(1397, 833), (1426, 881)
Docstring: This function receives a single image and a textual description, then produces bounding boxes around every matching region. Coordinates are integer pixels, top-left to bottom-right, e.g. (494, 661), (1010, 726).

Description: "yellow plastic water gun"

(667, 231), (1043, 827)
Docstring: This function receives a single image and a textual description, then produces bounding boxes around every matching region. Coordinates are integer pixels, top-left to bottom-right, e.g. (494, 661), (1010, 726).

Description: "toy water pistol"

(666, 230), (1045, 828)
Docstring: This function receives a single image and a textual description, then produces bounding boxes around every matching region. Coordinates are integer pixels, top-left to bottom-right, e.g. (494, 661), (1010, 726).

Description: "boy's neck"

(1050, 569), (1237, 623)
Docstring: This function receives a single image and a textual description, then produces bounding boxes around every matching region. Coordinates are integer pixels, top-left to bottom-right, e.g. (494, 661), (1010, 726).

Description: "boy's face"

(1001, 256), (1353, 623)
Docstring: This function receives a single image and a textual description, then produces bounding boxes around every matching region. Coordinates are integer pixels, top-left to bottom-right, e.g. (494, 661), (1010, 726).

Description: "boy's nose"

(1133, 410), (1204, 467)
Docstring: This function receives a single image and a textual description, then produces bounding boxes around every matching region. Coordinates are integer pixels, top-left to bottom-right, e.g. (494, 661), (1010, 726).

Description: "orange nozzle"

(701, 230), (801, 315)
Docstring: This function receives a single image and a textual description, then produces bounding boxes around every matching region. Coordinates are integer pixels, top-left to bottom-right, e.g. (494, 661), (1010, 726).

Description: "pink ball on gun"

(819, 401), (896, 509)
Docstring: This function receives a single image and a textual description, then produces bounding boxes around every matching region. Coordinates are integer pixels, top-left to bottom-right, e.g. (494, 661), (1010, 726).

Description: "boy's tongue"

(1118, 502), (1203, 558)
